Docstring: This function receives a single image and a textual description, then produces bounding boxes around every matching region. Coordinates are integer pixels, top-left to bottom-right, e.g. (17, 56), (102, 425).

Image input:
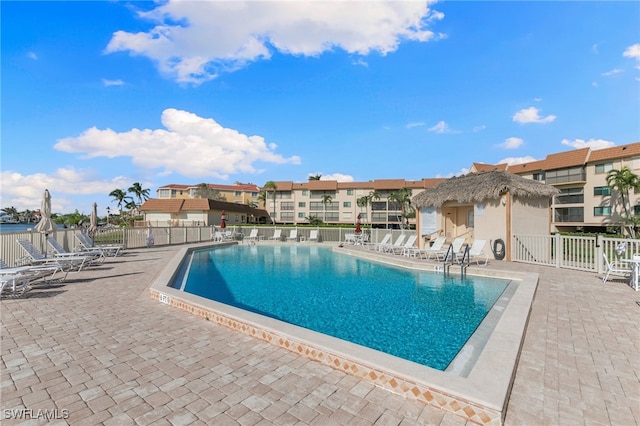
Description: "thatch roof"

(412, 171), (559, 208)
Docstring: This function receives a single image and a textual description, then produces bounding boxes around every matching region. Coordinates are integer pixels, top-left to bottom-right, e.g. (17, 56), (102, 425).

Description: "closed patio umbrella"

(88, 202), (98, 237)
(35, 189), (55, 236)
(220, 210), (226, 229)
(355, 213), (362, 234)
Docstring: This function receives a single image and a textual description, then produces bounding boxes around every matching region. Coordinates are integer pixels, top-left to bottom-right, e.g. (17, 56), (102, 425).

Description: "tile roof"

(140, 198), (269, 217)
(587, 142), (640, 163)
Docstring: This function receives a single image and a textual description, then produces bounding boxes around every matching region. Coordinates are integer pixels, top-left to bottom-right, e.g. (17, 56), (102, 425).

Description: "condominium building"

(156, 182), (261, 206)
(265, 179), (445, 228)
(471, 142), (640, 233)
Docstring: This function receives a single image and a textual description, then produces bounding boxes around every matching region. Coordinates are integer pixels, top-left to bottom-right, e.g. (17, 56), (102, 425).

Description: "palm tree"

(109, 188), (132, 213)
(366, 190), (380, 226)
(128, 182), (150, 208)
(263, 181), (278, 223)
(321, 193), (333, 223)
(388, 187), (413, 229)
(2, 206), (19, 221)
(308, 174), (322, 181)
(607, 166), (640, 237)
(194, 183), (225, 200)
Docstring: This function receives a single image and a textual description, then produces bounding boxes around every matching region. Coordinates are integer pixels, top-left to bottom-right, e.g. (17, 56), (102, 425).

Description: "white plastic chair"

(286, 229), (298, 242)
(602, 253), (631, 284)
(269, 229), (282, 241)
(308, 230), (319, 242)
(467, 239), (489, 266)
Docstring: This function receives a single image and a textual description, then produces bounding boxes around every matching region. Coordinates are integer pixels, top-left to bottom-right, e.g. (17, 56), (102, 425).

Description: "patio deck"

(1, 244), (638, 425)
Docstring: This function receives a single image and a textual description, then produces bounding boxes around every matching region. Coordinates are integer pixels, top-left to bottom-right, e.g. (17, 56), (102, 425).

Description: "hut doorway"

(444, 208), (456, 239)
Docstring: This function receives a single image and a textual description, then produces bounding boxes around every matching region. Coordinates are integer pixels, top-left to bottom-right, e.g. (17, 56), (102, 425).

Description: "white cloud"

(533, 97), (542, 102)
(512, 107), (556, 124)
(54, 108), (301, 179)
(560, 138), (615, 150)
(428, 120), (459, 134)
(406, 121), (425, 129)
(497, 156), (537, 166)
(351, 58), (369, 67)
(321, 173), (354, 182)
(592, 81), (599, 88)
(27, 52), (38, 60)
(105, 1), (443, 84)
(102, 78), (125, 86)
(623, 43), (640, 69)
(500, 137), (524, 149)
(602, 68), (622, 76)
(0, 168), (130, 213)
(591, 43), (599, 54)
(472, 125), (486, 132)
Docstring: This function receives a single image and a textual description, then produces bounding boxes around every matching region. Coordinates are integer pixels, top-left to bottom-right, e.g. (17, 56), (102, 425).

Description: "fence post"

(555, 233), (561, 268)
(596, 234), (603, 275)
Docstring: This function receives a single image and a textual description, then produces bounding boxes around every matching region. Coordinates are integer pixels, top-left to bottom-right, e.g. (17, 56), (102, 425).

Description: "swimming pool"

(151, 241), (538, 425)
(177, 245), (510, 371)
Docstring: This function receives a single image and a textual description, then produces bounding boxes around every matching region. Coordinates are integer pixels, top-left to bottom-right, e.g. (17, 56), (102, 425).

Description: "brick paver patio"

(1, 244), (639, 425)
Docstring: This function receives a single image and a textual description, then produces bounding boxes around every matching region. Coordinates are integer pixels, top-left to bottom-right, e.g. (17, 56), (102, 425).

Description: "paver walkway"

(1, 245), (638, 425)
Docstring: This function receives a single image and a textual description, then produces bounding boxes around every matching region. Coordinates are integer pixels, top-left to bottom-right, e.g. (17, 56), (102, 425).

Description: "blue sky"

(2, 1), (639, 216)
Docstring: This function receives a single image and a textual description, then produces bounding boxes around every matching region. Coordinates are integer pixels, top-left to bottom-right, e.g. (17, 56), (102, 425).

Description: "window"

(281, 202), (294, 211)
(467, 209), (475, 228)
(594, 186), (611, 196)
(532, 172), (545, 181)
(595, 163), (614, 174)
(280, 212), (294, 221)
(234, 191), (241, 196)
(554, 207), (584, 222)
(302, 190), (308, 196)
(343, 202), (351, 208)
(371, 201), (387, 211)
(360, 212), (368, 219)
(276, 191), (292, 199)
(347, 189), (354, 195)
(324, 212), (339, 221)
(158, 189), (170, 198)
(371, 212), (387, 221)
(556, 188), (584, 204)
(251, 192), (258, 197)
(594, 206), (612, 216)
(298, 202), (306, 207)
(297, 212), (306, 218)
(545, 167), (586, 184)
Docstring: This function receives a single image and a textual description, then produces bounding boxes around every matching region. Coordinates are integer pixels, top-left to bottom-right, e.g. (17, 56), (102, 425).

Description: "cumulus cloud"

(0, 168), (130, 212)
(512, 107), (556, 124)
(54, 109), (300, 180)
(497, 156), (537, 166)
(428, 120), (459, 134)
(560, 138), (615, 150)
(105, 1), (443, 84)
(102, 78), (125, 86)
(499, 137), (524, 149)
(321, 173), (354, 182)
(623, 43), (640, 69)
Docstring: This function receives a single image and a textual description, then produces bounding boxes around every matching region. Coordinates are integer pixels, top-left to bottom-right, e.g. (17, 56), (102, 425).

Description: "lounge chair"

(381, 234), (406, 253)
(269, 229), (282, 241)
(47, 236), (104, 263)
(1, 260), (67, 297)
(399, 235), (419, 256)
(16, 239), (91, 271)
(443, 237), (466, 263)
(602, 252), (631, 284)
(373, 233), (392, 251)
(245, 229), (259, 242)
(411, 236), (447, 260)
(466, 239), (489, 266)
(344, 233), (357, 244)
(286, 229), (298, 242)
(308, 230), (319, 242)
(75, 232), (122, 257)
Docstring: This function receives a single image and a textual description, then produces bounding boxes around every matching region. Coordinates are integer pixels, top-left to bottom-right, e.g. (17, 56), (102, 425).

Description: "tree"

(321, 193), (333, 223)
(308, 174), (322, 181)
(2, 206), (19, 220)
(127, 182), (150, 207)
(109, 188), (132, 213)
(263, 181), (278, 223)
(305, 215), (324, 226)
(388, 187), (413, 229)
(194, 183), (225, 201)
(606, 166), (640, 237)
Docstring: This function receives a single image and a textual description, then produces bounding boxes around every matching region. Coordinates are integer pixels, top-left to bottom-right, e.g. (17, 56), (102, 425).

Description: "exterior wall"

(473, 200), (507, 243)
(511, 197), (550, 235)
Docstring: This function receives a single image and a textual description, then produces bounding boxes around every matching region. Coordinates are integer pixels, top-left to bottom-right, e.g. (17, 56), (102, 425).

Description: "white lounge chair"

(17, 239), (90, 271)
(308, 230), (319, 242)
(443, 237), (466, 263)
(412, 236), (447, 260)
(286, 229), (298, 242)
(399, 235), (418, 256)
(75, 232), (122, 257)
(373, 233), (392, 251)
(602, 252), (631, 284)
(47, 236), (104, 263)
(269, 229), (282, 241)
(0, 260), (67, 297)
(466, 239), (489, 266)
(245, 229), (259, 242)
(381, 234), (406, 253)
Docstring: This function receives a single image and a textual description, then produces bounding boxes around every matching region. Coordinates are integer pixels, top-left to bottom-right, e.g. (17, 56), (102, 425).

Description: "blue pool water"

(178, 245), (510, 371)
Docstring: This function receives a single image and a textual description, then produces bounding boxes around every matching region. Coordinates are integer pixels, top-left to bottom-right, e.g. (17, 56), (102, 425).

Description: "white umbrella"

(88, 202), (98, 237)
(35, 189), (55, 235)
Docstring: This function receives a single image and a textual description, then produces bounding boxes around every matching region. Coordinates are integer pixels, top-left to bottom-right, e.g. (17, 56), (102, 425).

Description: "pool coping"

(149, 242), (538, 426)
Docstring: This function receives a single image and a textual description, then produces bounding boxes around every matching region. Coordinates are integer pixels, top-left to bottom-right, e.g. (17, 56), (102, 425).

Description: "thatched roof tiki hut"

(412, 171), (559, 261)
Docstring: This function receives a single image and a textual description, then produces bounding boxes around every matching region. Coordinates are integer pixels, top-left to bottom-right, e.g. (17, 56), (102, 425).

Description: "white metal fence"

(512, 234), (640, 274)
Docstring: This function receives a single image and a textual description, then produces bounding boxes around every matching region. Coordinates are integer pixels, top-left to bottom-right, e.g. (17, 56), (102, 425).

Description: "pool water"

(178, 245), (510, 371)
